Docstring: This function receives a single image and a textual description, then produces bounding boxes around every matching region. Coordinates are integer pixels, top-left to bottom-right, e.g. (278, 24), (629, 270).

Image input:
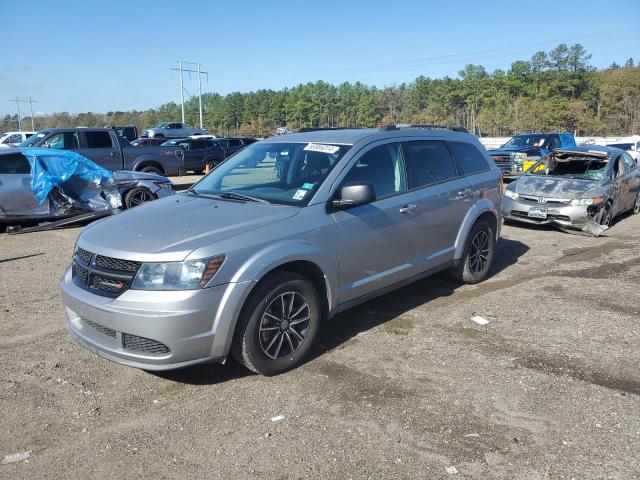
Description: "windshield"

(608, 143), (632, 150)
(527, 156), (609, 181)
(155, 122), (168, 128)
(191, 141), (351, 205)
(19, 131), (49, 147)
(503, 134), (551, 149)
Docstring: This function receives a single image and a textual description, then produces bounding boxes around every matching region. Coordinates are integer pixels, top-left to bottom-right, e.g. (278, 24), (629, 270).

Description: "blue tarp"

(20, 148), (114, 204)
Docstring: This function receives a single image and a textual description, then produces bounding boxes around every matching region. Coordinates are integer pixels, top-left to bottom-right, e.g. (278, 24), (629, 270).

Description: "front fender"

(210, 240), (337, 358)
(230, 239), (336, 310)
(453, 199), (500, 260)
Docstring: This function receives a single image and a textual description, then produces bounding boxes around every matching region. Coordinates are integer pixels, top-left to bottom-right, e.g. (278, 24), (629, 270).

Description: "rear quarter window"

(448, 141), (490, 176)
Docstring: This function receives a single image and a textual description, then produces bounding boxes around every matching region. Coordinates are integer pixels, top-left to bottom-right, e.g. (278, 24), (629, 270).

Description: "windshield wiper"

(217, 191), (270, 203)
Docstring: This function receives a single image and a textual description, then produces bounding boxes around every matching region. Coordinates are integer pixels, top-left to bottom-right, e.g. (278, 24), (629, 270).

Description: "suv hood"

(515, 175), (602, 198)
(78, 195), (299, 262)
(488, 146), (545, 156)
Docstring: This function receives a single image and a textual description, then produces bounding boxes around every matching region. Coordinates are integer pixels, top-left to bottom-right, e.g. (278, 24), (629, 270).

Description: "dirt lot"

(1, 175), (639, 479)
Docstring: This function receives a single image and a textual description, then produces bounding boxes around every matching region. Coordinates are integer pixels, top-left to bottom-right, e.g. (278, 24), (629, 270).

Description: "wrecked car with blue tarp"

(0, 148), (173, 229)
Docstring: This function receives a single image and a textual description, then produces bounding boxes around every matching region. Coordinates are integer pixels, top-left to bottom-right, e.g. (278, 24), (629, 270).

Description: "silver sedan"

(0, 150), (173, 224)
(501, 146), (640, 235)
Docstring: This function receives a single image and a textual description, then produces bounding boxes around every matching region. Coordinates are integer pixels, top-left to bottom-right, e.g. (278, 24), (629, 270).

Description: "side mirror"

(332, 183), (376, 209)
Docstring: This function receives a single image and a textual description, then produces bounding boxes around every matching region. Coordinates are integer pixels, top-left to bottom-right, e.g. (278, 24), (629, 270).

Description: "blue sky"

(1, 0), (638, 116)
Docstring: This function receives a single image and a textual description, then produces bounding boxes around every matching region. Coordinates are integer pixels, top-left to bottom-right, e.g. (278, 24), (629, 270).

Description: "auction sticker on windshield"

(292, 189), (308, 200)
(304, 143), (340, 154)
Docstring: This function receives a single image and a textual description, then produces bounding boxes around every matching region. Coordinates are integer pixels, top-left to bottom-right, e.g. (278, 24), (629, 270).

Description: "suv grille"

(72, 248), (140, 298)
(123, 334), (171, 355)
(95, 255), (141, 273)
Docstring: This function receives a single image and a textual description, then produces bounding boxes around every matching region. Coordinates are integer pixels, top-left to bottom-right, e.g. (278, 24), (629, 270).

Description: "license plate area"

(528, 207), (548, 219)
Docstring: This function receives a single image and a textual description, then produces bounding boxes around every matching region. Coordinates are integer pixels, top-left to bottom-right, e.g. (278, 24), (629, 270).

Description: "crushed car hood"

(515, 175), (602, 198)
(78, 195), (300, 262)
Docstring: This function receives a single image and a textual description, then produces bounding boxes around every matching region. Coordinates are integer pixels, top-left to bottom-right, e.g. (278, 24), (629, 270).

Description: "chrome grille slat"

(72, 248), (139, 298)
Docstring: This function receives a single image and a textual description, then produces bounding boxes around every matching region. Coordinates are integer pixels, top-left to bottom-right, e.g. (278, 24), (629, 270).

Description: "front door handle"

(110, 152), (118, 157)
(399, 204), (417, 213)
(456, 188), (472, 198)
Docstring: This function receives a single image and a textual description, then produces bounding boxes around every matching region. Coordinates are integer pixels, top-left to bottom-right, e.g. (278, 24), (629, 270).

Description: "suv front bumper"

(60, 266), (250, 370)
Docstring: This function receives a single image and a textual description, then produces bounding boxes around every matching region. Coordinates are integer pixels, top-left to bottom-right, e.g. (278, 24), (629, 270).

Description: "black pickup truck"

(21, 128), (183, 176)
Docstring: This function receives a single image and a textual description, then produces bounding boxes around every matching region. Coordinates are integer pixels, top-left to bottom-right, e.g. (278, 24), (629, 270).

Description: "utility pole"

(9, 97), (39, 131)
(170, 61), (208, 128)
(28, 98), (38, 131)
(10, 98), (22, 131)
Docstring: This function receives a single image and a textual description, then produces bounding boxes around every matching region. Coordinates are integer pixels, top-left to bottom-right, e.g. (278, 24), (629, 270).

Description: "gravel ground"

(1, 175), (639, 479)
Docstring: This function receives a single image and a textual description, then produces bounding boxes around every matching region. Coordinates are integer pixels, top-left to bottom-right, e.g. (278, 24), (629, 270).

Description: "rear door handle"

(399, 204), (417, 213)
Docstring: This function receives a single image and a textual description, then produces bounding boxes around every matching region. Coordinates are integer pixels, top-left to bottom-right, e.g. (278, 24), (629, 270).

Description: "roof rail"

(297, 127), (364, 133)
(381, 124), (468, 133)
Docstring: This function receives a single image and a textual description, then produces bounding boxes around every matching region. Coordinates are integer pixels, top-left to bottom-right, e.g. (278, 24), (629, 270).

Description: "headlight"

(504, 189), (519, 200)
(154, 182), (172, 190)
(131, 255), (225, 290)
(510, 152), (527, 164)
(570, 197), (603, 206)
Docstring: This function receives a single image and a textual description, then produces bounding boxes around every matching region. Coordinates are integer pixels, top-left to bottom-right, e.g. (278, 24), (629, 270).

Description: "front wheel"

(596, 202), (613, 226)
(232, 272), (321, 375)
(451, 219), (495, 284)
(124, 187), (155, 208)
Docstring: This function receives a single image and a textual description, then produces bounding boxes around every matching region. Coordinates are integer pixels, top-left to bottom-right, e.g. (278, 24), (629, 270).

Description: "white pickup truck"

(0, 131), (36, 148)
(142, 122), (207, 139)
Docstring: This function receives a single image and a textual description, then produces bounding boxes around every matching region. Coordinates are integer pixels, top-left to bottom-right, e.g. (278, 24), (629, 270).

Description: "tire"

(124, 187), (155, 208)
(232, 272), (321, 376)
(154, 134), (164, 139)
(596, 202), (613, 226)
(140, 165), (163, 175)
(633, 192), (640, 214)
(451, 219), (495, 284)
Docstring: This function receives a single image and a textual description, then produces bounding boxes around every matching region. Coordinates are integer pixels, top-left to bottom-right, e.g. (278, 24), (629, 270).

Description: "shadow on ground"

(155, 237), (529, 385)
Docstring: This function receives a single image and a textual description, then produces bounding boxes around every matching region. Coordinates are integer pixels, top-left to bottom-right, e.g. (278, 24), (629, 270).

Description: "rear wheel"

(451, 219), (495, 284)
(140, 165), (163, 175)
(232, 272), (320, 375)
(124, 187), (155, 208)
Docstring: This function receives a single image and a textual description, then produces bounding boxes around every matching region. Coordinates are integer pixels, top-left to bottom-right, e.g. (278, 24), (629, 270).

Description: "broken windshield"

(527, 156), (608, 181)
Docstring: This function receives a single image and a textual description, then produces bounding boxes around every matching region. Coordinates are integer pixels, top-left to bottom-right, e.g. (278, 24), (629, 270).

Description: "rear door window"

(85, 131), (113, 148)
(0, 153), (31, 174)
(448, 141), (490, 176)
(229, 139), (243, 147)
(403, 140), (458, 188)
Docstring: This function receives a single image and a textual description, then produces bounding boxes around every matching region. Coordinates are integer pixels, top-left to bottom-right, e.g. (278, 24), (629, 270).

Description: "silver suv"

(60, 126), (502, 375)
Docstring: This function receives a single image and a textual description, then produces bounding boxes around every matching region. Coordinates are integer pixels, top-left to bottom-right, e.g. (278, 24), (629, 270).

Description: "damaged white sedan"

(501, 146), (640, 235)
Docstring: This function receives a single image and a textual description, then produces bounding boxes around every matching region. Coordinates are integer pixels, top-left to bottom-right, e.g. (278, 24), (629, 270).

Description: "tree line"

(2, 44), (638, 138)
